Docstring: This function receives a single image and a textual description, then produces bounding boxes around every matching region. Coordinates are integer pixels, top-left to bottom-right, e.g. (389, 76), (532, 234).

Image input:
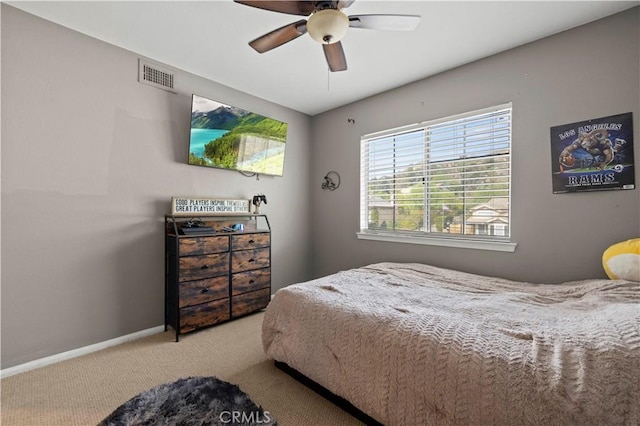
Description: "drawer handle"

(248, 239), (255, 244)
(201, 265), (209, 269)
(249, 279), (255, 284)
(201, 288), (209, 294)
(248, 259), (255, 263)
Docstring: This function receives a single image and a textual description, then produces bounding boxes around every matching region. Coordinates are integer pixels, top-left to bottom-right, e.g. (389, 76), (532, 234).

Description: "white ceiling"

(7, 1), (639, 116)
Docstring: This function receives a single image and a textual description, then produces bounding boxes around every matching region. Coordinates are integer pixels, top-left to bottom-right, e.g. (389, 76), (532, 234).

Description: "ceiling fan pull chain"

(327, 68), (330, 92)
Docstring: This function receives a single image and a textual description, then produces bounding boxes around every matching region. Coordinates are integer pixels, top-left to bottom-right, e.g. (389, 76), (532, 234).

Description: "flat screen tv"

(188, 94), (288, 176)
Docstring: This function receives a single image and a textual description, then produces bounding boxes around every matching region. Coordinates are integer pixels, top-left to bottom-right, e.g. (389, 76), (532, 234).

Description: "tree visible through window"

(359, 103), (512, 241)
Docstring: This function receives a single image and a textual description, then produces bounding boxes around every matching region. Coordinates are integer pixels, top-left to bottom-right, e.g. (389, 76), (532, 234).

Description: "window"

(358, 103), (515, 252)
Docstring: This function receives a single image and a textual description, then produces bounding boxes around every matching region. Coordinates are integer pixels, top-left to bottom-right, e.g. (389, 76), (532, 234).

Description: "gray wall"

(1, 5), (312, 368)
(311, 7), (640, 283)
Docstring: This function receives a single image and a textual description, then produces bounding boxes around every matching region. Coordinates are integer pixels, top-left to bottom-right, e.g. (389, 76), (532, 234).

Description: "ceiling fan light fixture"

(307, 9), (349, 44)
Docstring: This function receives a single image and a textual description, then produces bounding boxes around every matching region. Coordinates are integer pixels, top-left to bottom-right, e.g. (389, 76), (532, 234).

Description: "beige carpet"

(1, 312), (363, 425)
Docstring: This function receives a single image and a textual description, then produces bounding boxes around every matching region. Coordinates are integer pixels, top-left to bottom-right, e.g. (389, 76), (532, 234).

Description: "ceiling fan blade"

(234, 1), (316, 16)
(348, 14), (421, 31)
(337, 0), (356, 10)
(323, 42), (347, 72)
(249, 20), (308, 53)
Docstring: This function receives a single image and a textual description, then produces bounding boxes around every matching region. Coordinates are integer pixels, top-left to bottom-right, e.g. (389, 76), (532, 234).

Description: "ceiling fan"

(234, 1), (421, 72)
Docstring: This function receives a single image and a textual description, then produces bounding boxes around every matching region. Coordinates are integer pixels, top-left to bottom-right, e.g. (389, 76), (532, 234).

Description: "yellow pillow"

(602, 238), (640, 281)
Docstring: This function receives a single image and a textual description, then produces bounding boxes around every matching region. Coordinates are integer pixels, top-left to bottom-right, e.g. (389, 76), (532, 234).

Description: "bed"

(262, 262), (640, 425)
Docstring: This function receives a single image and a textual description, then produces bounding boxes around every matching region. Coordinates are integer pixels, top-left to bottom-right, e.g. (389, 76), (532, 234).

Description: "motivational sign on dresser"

(171, 197), (251, 215)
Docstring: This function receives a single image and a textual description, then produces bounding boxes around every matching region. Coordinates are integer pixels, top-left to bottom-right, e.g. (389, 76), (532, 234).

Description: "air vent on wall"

(138, 59), (176, 93)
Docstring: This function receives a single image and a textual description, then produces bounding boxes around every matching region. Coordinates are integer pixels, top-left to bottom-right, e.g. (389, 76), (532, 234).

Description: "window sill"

(356, 232), (517, 252)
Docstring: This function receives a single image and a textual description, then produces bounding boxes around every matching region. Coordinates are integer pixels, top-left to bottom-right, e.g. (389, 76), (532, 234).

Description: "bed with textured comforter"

(262, 262), (640, 425)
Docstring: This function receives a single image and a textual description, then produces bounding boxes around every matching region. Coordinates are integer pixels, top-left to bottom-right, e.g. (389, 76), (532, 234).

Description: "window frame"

(357, 103), (517, 253)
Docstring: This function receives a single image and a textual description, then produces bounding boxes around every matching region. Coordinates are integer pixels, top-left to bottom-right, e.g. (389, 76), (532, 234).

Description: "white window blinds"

(360, 103), (512, 241)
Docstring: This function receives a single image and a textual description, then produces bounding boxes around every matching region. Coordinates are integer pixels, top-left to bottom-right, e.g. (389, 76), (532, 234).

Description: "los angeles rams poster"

(550, 112), (634, 193)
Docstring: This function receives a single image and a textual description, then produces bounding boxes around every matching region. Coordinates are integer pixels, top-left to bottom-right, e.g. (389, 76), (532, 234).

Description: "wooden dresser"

(165, 214), (271, 341)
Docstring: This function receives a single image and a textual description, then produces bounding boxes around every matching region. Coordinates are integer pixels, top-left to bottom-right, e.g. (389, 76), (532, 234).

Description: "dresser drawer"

(231, 233), (270, 251)
(179, 275), (228, 308)
(179, 253), (229, 282)
(231, 248), (270, 272)
(232, 269), (270, 295)
(232, 288), (270, 317)
(179, 299), (230, 333)
(178, 235), (229, 256)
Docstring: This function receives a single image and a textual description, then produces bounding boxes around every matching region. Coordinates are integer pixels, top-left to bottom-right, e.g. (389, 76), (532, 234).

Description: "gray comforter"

(262, 262), (640, 425)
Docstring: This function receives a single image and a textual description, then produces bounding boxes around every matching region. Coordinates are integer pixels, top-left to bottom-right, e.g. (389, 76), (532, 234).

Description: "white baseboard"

(0, 325), (165, 379)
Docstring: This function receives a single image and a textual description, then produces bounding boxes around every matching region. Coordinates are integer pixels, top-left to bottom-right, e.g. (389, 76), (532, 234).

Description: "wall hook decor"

(322, 171), (341, 191)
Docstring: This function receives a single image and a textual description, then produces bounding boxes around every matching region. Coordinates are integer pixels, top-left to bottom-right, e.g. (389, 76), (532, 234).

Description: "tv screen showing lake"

(188, 94), (288, 176)
(189, 129), (229, 157)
